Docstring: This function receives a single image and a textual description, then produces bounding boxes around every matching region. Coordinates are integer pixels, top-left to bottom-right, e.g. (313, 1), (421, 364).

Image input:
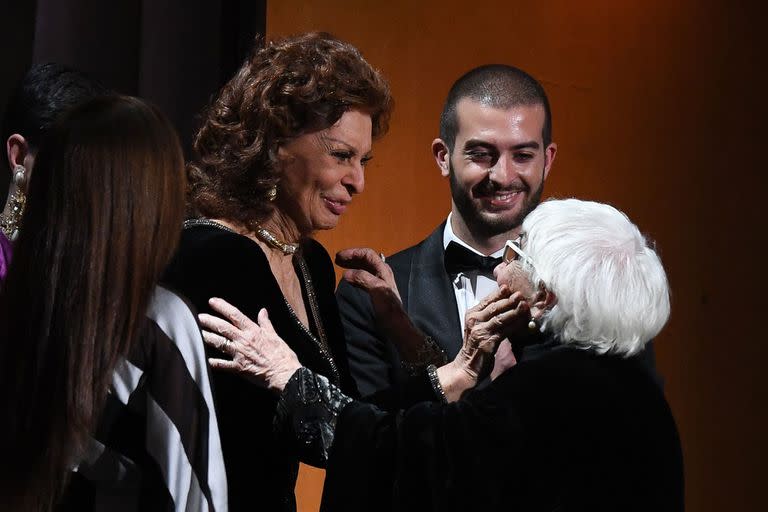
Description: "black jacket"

(322, 343), (684, 511)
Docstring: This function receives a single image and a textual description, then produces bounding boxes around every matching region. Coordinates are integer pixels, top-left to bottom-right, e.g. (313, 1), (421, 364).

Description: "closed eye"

(514, 152), (535, 162)
(465, 149), (497, 165)
(331, 150), (354, 162)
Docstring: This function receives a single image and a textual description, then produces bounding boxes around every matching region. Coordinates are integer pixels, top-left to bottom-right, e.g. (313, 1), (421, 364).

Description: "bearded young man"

(337, 65), (656, 397)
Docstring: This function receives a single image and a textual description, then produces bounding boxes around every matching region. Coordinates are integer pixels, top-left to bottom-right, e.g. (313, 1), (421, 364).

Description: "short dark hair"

(1, 63), (108, 151)
(439, 64), (552, 150)
(0, 63), (108, 195)
(189, 32), (393, 230)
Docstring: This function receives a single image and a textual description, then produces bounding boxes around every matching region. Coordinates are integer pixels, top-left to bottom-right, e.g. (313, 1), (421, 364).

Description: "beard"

(448, 160), (544, 239)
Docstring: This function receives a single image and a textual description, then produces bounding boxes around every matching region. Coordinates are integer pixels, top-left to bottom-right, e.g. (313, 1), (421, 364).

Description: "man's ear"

(531, 284), (557, 319)
(431, 138), (451, 177)
(542, 142), (557, 181)
(7, 134), (29, 174)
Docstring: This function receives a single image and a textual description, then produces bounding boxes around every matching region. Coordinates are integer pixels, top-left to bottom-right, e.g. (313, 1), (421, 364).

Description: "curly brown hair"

(188, 32), (393, 229)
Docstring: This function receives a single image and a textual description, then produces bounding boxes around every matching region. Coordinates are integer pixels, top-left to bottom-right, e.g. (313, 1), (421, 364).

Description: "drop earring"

(528, 317), (537, 331)
(267, 185), (277, 202)
(0, 165), (28, 240)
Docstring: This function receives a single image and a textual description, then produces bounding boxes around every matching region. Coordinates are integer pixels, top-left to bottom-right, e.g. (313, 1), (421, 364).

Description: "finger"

(201, 329), (231, 353)
(471, 293), (524, 323)
(489, 301), (532, 329)
(208, 297), (252, 330)
(208, 358), (241, 373)
(198, 312), (241, 342)
(467, 325), (504, 352)
(336, 248), (388, 276)
(342, 268), (385, 291)
(471, 285), (513, 314)
(257, 308), (275, 332)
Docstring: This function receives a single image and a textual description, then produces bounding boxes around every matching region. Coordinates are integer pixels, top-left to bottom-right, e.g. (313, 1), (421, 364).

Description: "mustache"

(472, 178), (528, 197)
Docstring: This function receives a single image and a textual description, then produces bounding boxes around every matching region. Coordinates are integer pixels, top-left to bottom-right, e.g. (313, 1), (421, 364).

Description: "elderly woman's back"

(320, 338), (681, 511)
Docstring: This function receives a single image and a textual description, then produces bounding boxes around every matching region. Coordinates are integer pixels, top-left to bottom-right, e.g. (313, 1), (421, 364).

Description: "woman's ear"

(6, 134), (29, 173)
(530, 285), (557, 319)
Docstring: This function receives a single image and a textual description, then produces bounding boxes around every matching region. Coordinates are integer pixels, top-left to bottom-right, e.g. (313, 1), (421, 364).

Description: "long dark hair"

(0, 95), (185, 510)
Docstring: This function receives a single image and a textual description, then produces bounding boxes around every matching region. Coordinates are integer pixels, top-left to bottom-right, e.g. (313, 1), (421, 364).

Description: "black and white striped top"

(61, 286), (228, 511)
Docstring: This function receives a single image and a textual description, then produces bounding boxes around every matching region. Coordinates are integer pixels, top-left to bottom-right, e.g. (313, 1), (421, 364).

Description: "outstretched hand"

(198, 298), (301, 393)
(336, 248), (429, 353)
(336, 247), (402, 315)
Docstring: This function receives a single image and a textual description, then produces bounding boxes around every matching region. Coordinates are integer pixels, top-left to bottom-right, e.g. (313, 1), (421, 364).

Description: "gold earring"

(267, 185), (277, 202)
(0, 165), (27, 240)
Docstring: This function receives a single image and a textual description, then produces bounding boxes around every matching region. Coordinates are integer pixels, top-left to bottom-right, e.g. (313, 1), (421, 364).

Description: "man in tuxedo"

(337, 64), (558, 396)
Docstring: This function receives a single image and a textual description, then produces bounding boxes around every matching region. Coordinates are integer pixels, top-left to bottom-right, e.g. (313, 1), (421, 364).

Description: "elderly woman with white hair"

(198, 198), (683, 511)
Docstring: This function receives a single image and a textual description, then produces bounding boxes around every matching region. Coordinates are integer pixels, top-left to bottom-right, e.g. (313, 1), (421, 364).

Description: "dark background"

(0, 0), (266, 160)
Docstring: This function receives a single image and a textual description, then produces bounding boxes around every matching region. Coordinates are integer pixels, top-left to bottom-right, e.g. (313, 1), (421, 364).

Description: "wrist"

(270, 362), (303, 394)
(435, 360), (478, 402)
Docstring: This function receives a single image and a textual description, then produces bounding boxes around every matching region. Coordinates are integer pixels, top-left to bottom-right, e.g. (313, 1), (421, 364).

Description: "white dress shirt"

(443, 213), (504, 334)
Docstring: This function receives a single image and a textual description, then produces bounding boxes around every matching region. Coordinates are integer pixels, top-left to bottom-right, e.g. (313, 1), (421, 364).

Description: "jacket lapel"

(405, 222), (464, 358)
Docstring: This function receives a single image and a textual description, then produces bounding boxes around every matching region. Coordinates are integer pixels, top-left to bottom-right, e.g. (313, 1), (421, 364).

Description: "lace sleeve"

(274, 367), (353, 467)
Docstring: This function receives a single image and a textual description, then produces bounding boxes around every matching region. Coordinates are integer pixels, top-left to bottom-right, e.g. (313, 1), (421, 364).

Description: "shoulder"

(386, 221), (447, 271)
(137, 287), (209, 379)
(163, 224), (273, 309)
(176, 224), (266, 263)
(302, 237), (334, 269)
(300, 237), (336, 290)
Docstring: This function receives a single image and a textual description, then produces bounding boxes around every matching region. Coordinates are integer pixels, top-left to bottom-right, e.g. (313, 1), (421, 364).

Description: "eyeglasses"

(503, 234), (535, 267)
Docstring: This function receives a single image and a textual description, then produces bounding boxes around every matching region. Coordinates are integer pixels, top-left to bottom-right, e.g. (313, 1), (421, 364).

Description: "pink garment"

(0, 231), (12, 281)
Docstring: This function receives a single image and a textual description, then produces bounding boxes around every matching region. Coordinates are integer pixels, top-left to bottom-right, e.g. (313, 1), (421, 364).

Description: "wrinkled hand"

(456, 286), (531, 382)
(336, 248), (436, 363)
(198, 298), (302, 393)
(336, 248), (402, 318)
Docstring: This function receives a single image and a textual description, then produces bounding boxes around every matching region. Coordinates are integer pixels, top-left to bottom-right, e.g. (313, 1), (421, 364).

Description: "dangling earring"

(528, 317), (538, 331)
(267, 185), (277, 202)
(0, 165), (28, 240)
(13, 165), (26, 188)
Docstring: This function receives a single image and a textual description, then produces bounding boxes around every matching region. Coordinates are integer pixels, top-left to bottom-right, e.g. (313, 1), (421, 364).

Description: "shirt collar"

(442, 213), (505, 258)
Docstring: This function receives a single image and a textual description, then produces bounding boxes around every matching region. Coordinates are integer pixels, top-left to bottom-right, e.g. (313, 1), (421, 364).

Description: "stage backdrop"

(267, 1), (766, 511)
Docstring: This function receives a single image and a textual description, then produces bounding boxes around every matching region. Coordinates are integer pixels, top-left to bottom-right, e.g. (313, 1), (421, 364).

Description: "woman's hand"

(436, 286), (531, 401)
(335, 248), (403, 324)
(198, 298), (301, 393)
(336, 248), (444, 366)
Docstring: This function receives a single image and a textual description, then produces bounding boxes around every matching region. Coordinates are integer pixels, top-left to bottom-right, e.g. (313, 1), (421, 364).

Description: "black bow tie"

(444, 241), (502, 275)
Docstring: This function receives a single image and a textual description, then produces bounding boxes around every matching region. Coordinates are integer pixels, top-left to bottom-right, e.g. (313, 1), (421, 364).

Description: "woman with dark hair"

(0, 96), (226, 511)
(162, 32), (393, 510)
(0, 63), (107, 279)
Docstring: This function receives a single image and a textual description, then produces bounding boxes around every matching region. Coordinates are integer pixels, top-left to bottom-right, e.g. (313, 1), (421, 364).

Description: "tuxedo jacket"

(337, 222), (661, 398)
(338, 222), (466, 397)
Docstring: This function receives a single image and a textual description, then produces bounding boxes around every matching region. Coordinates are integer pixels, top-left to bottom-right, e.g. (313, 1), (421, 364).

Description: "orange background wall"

(268, 1), (766, 511)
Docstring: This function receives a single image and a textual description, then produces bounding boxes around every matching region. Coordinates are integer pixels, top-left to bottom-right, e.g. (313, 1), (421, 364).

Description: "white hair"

(521, 198), (670, 356)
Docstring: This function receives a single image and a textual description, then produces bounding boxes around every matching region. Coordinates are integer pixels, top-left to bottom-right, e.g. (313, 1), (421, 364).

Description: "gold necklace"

(255, 226), (299, 255)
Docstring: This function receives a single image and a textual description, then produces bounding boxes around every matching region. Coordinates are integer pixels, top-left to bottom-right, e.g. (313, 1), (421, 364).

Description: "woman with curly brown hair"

(162, 32), (392, 511)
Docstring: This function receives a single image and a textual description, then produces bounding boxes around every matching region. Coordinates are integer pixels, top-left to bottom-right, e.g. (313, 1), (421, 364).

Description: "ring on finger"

(379, 252), (386, 263)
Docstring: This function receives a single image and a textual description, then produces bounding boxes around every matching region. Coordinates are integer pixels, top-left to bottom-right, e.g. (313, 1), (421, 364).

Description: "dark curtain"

(0, 0), (266, 156)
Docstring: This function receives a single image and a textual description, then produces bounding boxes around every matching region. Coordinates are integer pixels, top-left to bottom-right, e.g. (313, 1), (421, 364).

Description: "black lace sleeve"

(274, 367), (353, 467)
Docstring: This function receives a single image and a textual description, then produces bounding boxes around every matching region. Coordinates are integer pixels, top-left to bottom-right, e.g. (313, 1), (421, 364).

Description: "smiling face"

(276, 108), (373, 235)
(434, 98), (556, 241)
